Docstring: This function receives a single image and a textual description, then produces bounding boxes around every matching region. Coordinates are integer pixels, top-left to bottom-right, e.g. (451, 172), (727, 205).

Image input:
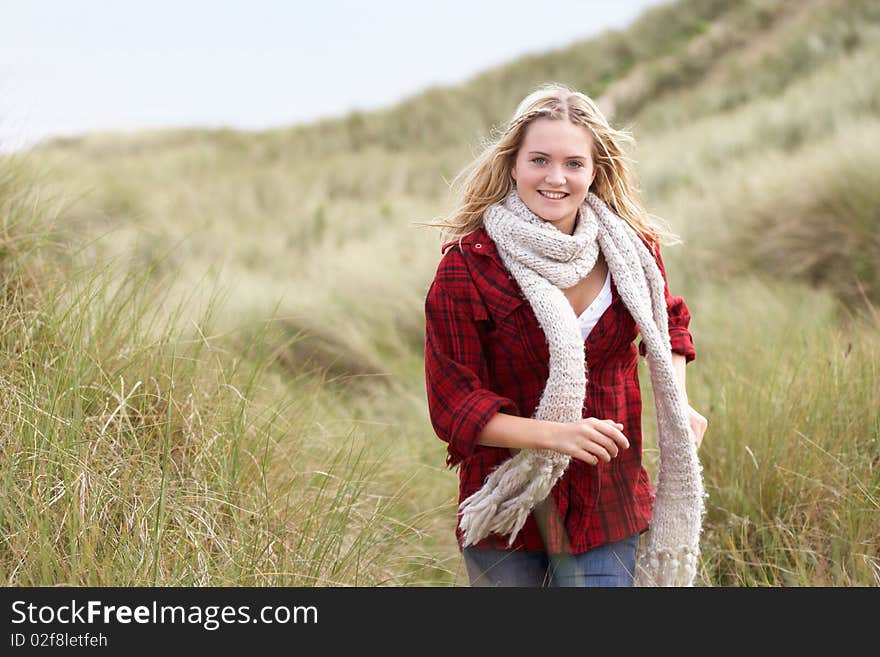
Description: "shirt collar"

(441, 227), (498, 258)
(442, 227), (526, 318)
(442, 226), (622, 320)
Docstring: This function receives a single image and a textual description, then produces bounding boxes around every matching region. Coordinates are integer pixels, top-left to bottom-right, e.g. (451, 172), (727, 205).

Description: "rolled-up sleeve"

(424, 278), (520, 468)
(638, 242), (697, 363)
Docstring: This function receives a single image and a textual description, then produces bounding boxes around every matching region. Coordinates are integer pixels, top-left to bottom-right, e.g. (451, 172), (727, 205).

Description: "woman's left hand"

(687, 405), (707, 449)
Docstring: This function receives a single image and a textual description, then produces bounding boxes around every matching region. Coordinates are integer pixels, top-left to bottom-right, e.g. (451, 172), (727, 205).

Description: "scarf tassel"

(637, 546), (699, 587)
(458, 451), (565, 547)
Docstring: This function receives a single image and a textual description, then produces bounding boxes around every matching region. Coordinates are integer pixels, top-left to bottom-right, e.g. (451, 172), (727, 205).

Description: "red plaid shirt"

(423, 226), (696, 554)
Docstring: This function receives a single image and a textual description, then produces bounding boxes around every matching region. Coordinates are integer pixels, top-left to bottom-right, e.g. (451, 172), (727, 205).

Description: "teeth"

(540, 191), (567, 199)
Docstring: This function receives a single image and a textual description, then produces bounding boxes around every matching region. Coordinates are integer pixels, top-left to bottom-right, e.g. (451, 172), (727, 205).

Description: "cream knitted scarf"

(459, 188), (706, 586)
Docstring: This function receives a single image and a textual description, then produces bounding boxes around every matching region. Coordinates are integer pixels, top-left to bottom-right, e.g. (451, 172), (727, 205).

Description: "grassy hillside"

(2, 0), (878, 585)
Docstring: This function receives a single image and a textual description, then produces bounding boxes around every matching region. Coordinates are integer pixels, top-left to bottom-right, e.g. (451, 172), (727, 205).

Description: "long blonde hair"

(425, 82), (676, 246)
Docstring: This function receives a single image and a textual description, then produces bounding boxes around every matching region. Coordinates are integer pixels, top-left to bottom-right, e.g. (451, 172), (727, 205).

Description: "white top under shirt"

(577, 270), (612, 341)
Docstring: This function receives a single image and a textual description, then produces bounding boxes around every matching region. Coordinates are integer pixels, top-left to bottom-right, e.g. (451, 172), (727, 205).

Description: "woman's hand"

(547, 418), (630, 466)
(671, 353), (706, 449)
(687, 405), (707, 449)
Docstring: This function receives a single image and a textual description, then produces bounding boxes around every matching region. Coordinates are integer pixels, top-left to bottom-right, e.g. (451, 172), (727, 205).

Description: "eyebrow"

(528, 150), (588, 159)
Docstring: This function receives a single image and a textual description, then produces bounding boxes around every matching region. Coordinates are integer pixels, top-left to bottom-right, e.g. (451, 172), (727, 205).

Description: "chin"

(546, 208), (571, 221)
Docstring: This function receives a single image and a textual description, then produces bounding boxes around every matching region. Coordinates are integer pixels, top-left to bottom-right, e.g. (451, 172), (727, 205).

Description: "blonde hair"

(424, 82), (677, 246)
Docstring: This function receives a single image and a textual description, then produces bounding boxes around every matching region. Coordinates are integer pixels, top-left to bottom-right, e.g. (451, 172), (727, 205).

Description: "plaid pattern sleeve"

(424, 250), (520, 469)
(639, 242), (697, 363)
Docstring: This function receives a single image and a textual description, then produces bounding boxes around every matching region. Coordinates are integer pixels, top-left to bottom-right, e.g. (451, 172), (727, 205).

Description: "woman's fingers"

(591, 419), (630, 450)
(587, 433), (619, 460)
(687, 406), (707, 449)
(559, 418), (632, 465)
(582, 440), (612, 462)
(690, 419), (704, 449)
(577, 450), (599, 466)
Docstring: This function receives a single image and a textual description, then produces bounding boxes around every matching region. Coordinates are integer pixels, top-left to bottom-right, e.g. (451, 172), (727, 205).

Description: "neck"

(549, 210), (578, 236)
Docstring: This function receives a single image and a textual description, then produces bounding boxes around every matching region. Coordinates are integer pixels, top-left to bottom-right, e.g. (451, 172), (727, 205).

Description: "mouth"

(538, 190), (569, 201)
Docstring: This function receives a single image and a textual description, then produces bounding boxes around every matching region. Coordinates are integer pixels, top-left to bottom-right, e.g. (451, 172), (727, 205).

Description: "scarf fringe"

(458, 450), (566, 547)
(636, 545), (700, 587)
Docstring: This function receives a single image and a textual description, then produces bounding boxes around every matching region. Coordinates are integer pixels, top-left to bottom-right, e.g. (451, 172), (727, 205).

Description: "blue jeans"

(462, 533), (639, 587)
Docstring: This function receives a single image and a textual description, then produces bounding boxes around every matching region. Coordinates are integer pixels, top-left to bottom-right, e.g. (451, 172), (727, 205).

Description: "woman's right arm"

(477, 412), (630, 466)
(424, 269), (521, 469)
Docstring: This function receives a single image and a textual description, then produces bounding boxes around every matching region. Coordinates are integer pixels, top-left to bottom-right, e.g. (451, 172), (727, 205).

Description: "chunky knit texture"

(458, 189), (706, 586)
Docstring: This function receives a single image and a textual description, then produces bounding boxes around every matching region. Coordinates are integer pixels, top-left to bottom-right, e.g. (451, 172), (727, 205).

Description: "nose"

(545, 165), (566, 186)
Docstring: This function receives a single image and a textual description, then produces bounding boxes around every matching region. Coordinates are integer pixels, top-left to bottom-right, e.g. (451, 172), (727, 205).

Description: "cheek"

(578, 169), (595, 190)
(517, 170), (538, 188)
(513, 161), (534, 184)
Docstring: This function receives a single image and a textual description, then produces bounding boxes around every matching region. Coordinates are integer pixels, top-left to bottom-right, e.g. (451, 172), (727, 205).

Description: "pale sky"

(0, 0), (665, 151)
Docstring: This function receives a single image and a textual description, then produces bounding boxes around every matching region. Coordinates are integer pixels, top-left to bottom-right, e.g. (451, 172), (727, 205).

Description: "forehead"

(520, 117), (593, 156)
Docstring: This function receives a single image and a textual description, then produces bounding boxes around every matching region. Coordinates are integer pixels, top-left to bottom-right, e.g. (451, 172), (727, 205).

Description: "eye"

(530, 157), (547, 165)
(567, 161), (585, 168)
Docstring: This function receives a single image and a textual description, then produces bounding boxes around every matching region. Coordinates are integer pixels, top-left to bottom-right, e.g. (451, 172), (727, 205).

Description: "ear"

(510, 164), (517, 182)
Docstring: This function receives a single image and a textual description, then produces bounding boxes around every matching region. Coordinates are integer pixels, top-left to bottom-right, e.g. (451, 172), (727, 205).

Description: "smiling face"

(510, 117), (596, 235)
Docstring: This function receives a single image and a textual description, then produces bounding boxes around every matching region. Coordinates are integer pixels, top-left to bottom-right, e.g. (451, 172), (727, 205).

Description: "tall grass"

(679, 278), (879, 585)
(0, 159), (441, 586)
(731, 129), (880, 307)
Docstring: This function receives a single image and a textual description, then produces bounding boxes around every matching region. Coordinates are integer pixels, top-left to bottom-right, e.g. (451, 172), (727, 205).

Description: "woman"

(423, 83), (708, 587)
